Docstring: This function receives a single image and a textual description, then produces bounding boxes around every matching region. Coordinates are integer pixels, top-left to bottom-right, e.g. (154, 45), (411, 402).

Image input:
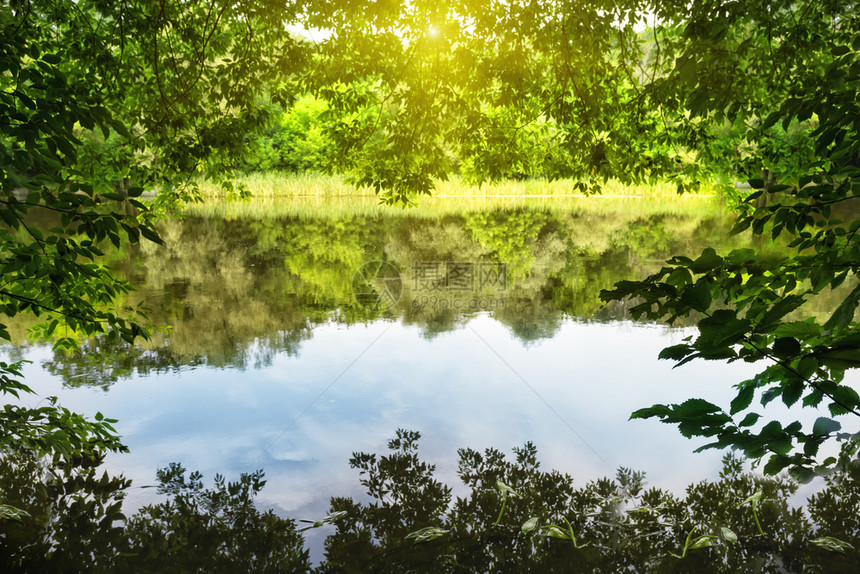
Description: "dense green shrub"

(243, 94), (334, 173)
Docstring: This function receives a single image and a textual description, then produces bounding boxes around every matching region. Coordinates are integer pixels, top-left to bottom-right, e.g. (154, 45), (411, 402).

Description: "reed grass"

(185, 191), (727, 221)
(197, 171), (722, 199)
(198, 172), (362, 198)
(191, 171), (728, 219)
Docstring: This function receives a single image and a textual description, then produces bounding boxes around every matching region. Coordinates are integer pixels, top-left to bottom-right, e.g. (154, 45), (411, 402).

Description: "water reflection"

(0, 450), (310, 573)
(5, 200), (799, 387)
(2, 432), (858, 572)
(4, 198), (856, 567)
(319, 430), (860, 573)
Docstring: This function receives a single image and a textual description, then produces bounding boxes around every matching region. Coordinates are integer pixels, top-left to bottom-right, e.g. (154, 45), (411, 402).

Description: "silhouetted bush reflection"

(2, 431), (859, 572)
(0, 451), (310, 573)
(318, 431), (860, 573)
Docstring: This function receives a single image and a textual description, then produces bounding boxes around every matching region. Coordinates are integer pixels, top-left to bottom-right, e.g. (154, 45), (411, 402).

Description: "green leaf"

(730, 217), (752, 235)
(521, 517), (539, 534)
(817, 349), (860, 370)
(762, 111), (780, 130)
(738, 413), (761, 427)
(697, 310), (751, 348)
(720, 527), (738, 543)
(772, 337), (801, 358)
(796, 356), (818, 380)
(812, 536), (854, 553)
(688, 535), (717, 550)
(0, 504), (31, 521)
(764, 454), (792, 474)
(689, 248), (723, 273)
(832, 385), (860, 410)
(630, 405), (671, 420)
(674, 399), (724, 418)
(803, 388), (825, 407)
(681, 282), (712, 312)
(496, 480), (517, 496)
(543, 525), (569, 540)
(832, 333), (860, 350)
(405, 526), (449, 542)
(782, 378), (804, 407)
(139, 225), (164, 245)
(758, 296), (806, 331)
(823, 284), (860, 331)
(812, 417), (841, 436)
(659, 344), (694, 361)
(731, 385), (756, 415)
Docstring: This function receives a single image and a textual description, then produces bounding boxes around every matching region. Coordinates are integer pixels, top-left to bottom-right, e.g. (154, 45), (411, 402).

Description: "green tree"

(0, 0), (308, 458)
(296, 0), (858, 476)
(3, 0), (859, 488)
(303, 1), (681, 203)
(243, 94), (336, 173)
(600, 2), (860, 477)
(0, 449), (130, 572)
(302, 0), (860, 477)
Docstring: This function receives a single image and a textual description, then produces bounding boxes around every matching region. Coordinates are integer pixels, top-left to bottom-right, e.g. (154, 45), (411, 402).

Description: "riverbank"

(197, 171), (723, 200)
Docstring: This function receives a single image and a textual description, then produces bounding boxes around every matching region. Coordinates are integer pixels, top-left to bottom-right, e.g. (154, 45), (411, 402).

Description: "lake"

(3, 195), (855, 565)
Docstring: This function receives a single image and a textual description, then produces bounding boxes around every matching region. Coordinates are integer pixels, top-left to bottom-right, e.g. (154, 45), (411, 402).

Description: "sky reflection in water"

(7, 199), (856, 563)
(20, 316), (837, 537)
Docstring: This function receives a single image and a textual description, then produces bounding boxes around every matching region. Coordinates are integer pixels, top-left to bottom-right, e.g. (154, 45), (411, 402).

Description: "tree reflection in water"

(2, 430), (858, 573)
(0, 451), (309, 573)
(5, 205), (758, 389)
(317, 430), (860, 573)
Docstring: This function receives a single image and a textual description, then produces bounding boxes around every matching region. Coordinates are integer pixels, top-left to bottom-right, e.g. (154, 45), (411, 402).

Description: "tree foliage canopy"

(1, 0), (858, 477)
(1, 0), (304, 457)
(298, 0), (860, 476)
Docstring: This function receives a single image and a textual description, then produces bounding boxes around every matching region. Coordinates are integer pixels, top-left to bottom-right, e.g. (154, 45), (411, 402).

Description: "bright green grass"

(198, 171), (722, 199)
(186, 190), (728, 221)
(192, 171), (729, 219)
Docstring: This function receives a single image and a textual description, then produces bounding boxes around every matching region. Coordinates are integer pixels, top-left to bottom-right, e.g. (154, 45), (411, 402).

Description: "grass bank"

(198, 171), (722, 200)
(185, 191), (727, 221)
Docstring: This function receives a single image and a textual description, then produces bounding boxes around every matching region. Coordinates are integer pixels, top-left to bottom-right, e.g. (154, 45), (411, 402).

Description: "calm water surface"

(5, 196), (852, 561)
